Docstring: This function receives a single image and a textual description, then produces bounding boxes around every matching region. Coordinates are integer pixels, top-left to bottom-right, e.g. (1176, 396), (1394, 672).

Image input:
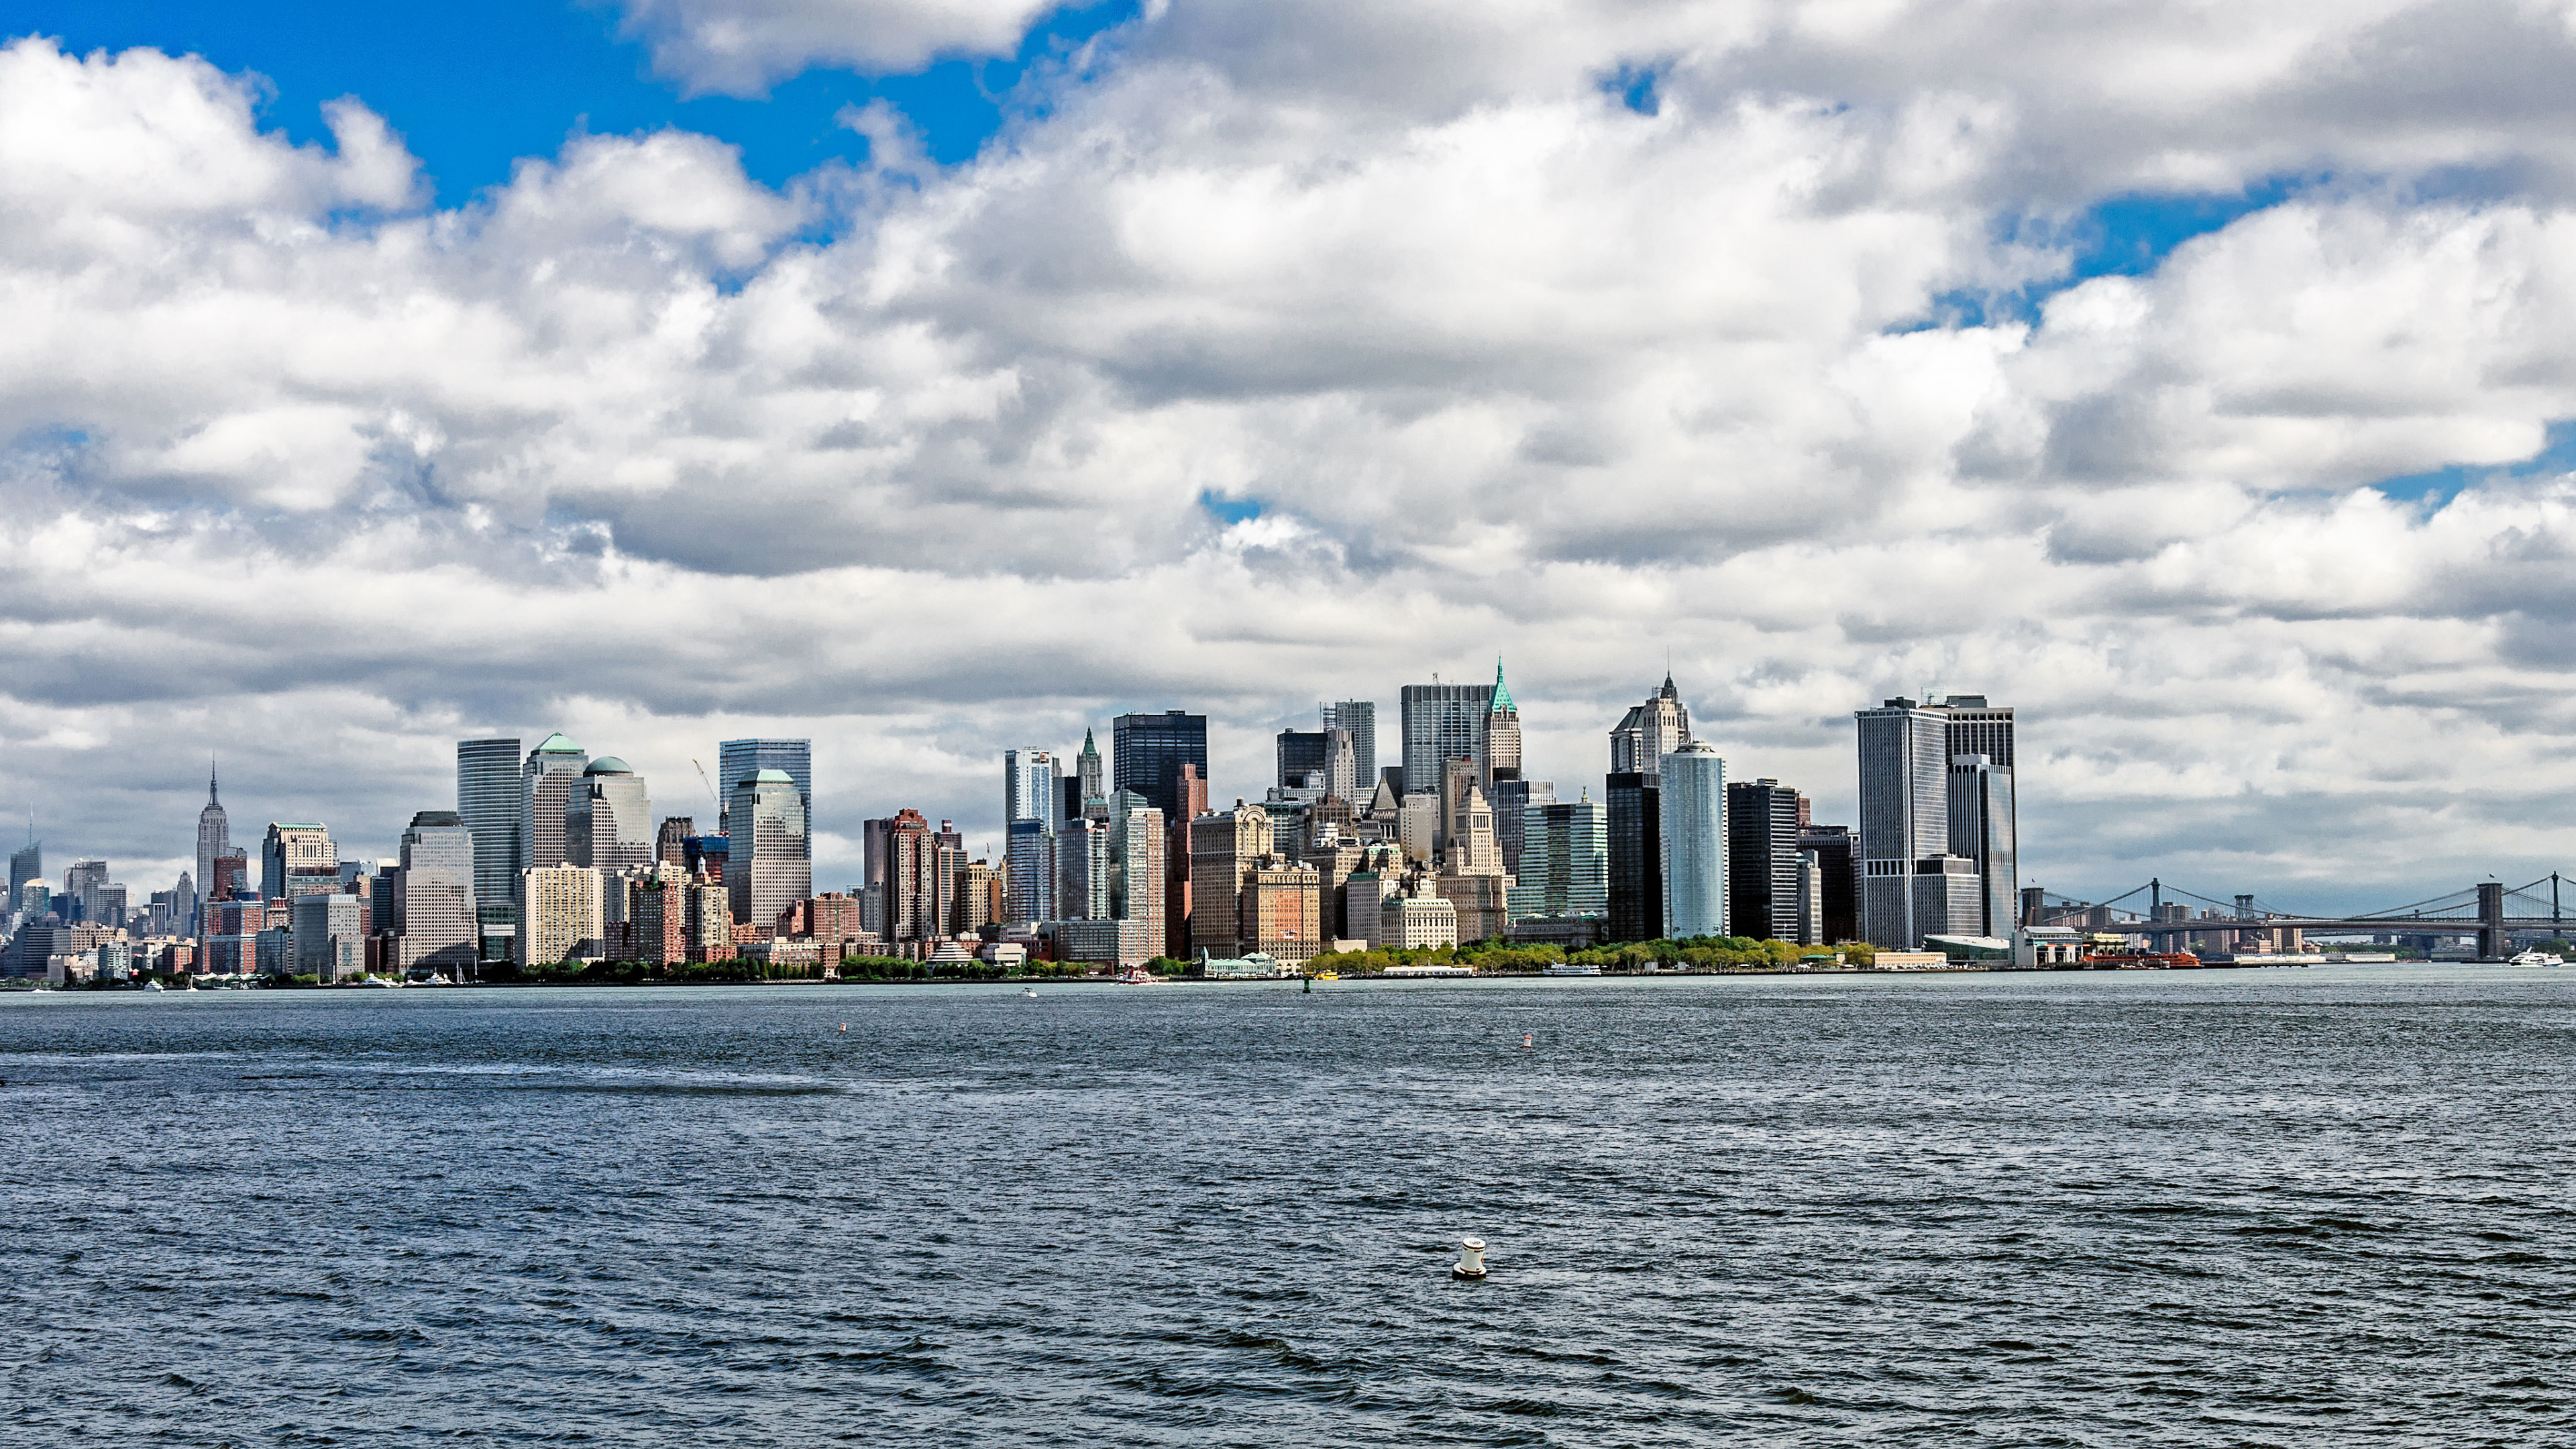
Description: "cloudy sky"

(8, 0), (2576, 914)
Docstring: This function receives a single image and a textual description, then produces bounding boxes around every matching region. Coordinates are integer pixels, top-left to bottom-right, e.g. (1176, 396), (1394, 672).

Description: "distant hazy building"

(1605, 771), (1661, 943)
(1508, 796), (1609, 922)
(8, 837), (39, 912)
(457, 737), (522, 961)
(1112, 711), (1208, 824)
(522, 863), (605, 965)
(193, 763), (227, 934)
(727, 769), (812, 929)
(1321, 700), (1377, 785)
(718, 739), (812, 839)
(64, 859), (109, 924)
(1726, 778), (1805, 942)
(1611, 674), (1692, 780)
(1659, 741), (1728, 938)
(1400, 681), (1493, 796)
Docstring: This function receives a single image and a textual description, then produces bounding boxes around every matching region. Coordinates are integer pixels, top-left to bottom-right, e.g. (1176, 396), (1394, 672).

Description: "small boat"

(1115, 968), (1162, 984)
(142, 981), (164, 993)
(1311, 970), (1340, 982)
(2507, 951), (2564, 967)
(1020, 987), (1038, 998)
(1543, 962), (1602, 976)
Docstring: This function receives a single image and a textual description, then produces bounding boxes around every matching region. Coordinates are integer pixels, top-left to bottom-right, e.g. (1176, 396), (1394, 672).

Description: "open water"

(1, 967), (2571, 1446)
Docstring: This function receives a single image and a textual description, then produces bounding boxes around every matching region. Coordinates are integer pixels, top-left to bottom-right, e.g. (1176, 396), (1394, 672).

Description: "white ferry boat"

(2506, 951), (2565, 967)
(1542, 962), (1602, 976)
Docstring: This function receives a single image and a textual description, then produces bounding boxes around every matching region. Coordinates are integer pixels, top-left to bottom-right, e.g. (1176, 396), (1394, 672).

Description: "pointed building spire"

(208, 755), (220, 806)
(1491, 657), (1515, 714)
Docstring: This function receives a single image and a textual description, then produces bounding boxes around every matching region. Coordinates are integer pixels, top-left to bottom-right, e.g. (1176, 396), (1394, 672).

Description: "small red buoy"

(1523, 1034), (1534, 1048)
(839, 1022), (848, 1033)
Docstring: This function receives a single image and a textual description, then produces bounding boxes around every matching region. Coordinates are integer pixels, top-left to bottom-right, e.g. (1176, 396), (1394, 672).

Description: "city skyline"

(2, 662), (2547, 921)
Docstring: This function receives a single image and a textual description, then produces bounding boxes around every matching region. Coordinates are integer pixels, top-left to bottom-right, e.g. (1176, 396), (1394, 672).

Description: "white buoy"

(1452, 1237), (1489, 1280)
(1523, 1033), (1534, 1048)
(839, 1022), (847, 1033)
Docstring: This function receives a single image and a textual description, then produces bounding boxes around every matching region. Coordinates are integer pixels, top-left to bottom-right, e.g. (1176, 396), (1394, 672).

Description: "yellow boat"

(1311, 970), (1340, 981)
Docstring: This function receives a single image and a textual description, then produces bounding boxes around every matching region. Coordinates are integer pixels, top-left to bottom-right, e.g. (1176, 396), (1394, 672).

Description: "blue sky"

(8, 0), (1138, 198)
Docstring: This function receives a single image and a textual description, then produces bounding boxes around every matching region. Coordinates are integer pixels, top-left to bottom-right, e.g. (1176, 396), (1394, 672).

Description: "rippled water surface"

(4, 968), (2573, 1446)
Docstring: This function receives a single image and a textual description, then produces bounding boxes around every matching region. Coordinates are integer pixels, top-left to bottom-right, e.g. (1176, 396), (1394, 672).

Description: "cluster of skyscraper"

(0, 672), (2016, 982)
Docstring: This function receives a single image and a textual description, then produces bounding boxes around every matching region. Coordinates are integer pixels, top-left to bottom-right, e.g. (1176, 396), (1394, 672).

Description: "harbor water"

(3, 967), (2570, 1445)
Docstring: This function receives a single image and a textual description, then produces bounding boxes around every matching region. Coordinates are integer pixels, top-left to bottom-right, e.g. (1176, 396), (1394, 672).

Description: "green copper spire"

(1492, 658), (1515, 714)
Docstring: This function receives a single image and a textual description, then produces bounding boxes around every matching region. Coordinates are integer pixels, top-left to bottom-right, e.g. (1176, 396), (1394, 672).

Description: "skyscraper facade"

(1659, 741), (1728, 939)
(518, 734), (590, 873)
(1947, 753), (2017, 937)
(1491, 778), (1554, 879)
(1005, 818), (1055, 923)
(262, 824), (339, 902)
(568, 757), (654, 874)
(884, 808), (953, 943)
(1605, 771), (1662, 943)
(394, 810), (478, 971)
(522, 863), (604, 965)
(718, 739), (813, 840)
(1725, 778), (1805, 941)
(194, 762), (227, 933)
(1321, 700), (1377, 784)
(1187, 803), (1271, 959)
(1107, 791), (1165, 930)
(1399, 682), (1493, 796)
(1112, 711), (1208, 824)
(1486, 661), (1521, 784)
(726, 769), (811, 928)
(1610, 675), (1692, 780)
(1004, 749), (1058, 825)
(1798, 824), (1860, 944)
(1276, 729), (1330, 788)
(1507, 796), (1609, 921)
(1856, 698), (1955, 949)
(457, 737), (521, 959)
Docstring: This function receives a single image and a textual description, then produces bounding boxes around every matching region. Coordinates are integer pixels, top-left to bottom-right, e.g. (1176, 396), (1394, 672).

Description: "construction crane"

(692, 759), (722, 817)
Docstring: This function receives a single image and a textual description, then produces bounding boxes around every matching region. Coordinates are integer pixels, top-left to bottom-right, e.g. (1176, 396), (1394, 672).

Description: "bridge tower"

(2479, 882), (2506, 960)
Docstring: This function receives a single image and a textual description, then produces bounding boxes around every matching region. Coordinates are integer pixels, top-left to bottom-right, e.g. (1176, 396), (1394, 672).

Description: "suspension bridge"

(2030, 876), (2576, 960)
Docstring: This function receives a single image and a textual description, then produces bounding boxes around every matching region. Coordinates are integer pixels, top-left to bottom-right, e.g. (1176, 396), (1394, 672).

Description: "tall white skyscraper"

(1004, 749), (1058, 826)
(194, 759), (228, 930)
(1658, 741), (1728, 938)
(726, 769), (810, 928)
(394, 810), (478, 972)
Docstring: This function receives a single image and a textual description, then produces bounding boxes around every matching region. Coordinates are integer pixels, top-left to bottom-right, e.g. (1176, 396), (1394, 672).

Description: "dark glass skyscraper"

(1726, 779), (1803, 941)
(1112, 710), (1208, 822)
(1605, 770), (1662, 944)
(457, 737), (522, 958)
